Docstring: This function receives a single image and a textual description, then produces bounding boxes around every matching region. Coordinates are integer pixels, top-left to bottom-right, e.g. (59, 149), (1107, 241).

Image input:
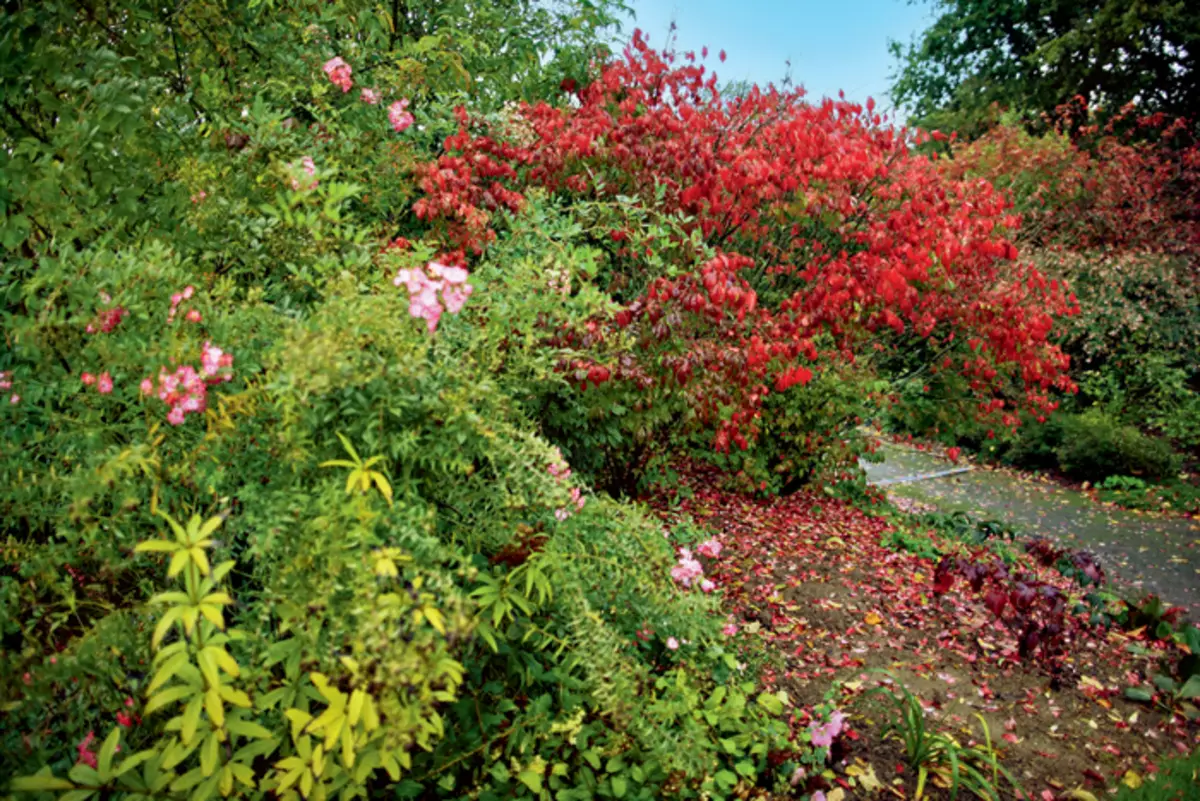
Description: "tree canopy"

(890, 0), (1200, 134)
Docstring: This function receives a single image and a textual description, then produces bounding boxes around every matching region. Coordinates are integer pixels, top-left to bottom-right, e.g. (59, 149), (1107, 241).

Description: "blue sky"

(619, 0), (936, 115)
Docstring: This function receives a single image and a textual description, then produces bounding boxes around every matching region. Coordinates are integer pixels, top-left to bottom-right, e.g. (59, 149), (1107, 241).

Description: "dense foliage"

(891, 0), (1200, 136)
(887, 100), (1199, 494)
(3, 0), (1193, 797)
(415, 31), (1078, 494)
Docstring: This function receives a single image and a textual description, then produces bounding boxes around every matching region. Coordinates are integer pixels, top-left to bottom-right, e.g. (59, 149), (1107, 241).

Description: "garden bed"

(653, 463), (1199, 798)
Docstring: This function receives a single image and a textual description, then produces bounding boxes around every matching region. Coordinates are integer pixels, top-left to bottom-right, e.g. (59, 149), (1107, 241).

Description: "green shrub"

(1055, 410), (1182, 482)
(0, 1), (805, 791)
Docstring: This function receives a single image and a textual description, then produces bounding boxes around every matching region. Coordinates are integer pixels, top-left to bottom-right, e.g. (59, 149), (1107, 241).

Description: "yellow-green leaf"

(10, 773), (76, 791)
(226, 719), (274, 740)
(198, 515), (224, 541)
(168, 550), (190, 578)
(190, 547), (210, 576)
(148, 651), (190, 695)
(200, 732), (220, 777)
(347, 691), (365, 727)
(370, 472), (393, 505)
(97, 727), (121, 779)
(205, 687), (225, 727)
(147, 685), (196, 717)
(218, 686), (252, 708)
(136, 540), (180, 553)
(198, 604), (225, 630)
(152, 607), (184, 650)
(182, 696), (204, 744)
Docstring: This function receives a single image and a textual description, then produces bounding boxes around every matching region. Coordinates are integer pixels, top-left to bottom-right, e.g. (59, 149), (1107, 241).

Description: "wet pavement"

(861, 442), (1200, 614)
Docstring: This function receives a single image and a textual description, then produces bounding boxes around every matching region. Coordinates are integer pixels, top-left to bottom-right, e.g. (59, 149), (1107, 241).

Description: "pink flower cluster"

(671, 537), (722, 592)
(1, 371), (16, 405)
(388, 99), (414, 133)
(81, 371), (114, 395)
(546, 452), (586, 521)
(76, 731), (98, 768)
(808, 709), (846, 748)
(393, 261), (473, 333)
(142, 342), (234, 426)
(167, 285), (197, 324)
(290, 156), (318, 191)
(317, 57), (414, 133)
(86, 305), (128, 335)
(555, 487), (586, 521)
(322, 57), (353, 92)
(670, 548), (703, 587)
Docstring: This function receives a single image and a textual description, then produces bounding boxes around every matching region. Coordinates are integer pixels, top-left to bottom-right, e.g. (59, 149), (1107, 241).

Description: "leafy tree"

(0, 0), (627, 253)
(890, 0), (1200, 135)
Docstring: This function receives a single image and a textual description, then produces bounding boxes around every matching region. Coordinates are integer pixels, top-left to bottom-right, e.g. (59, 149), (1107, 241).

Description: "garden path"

(863, 441), (1200, 614)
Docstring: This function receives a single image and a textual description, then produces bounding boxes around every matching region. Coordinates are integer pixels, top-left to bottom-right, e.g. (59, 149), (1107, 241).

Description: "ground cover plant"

(2, 0), (1198, 799)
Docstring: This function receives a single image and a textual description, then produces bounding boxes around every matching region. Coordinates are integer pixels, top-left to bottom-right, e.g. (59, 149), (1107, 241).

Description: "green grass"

(1110, 748), (1200, 800)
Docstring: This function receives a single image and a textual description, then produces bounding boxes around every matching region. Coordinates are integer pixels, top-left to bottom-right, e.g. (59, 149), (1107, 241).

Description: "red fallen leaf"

(1002, 733), (1020, 744)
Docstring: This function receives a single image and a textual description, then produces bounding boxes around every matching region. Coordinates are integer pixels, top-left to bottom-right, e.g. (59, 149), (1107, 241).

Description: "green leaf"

(114, 750), (157, 778)
(714, 770), (738, 789)
(517, 770), (543, 793)
(10, 773), (77, 791)
(755, 692), (783, 715)
(200, 732), (220, 777)
(1124, 687), (1154, 703)
(148, 651), (190, 695)
(136, 540), (180, 553)
(146, 685), (196, 716)
(61, 791), (95, 801)
(1178, 675), (1200, 700)
(226, 719), (275, 740)
(67, 764), (99, 786)
(97, 728), (121, 779)
(610, 776), (627, 798)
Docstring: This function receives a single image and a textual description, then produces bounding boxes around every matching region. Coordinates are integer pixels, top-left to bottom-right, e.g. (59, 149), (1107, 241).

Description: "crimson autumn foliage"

(413, 32), (1076, 457)
(942, 99), (1200, 254)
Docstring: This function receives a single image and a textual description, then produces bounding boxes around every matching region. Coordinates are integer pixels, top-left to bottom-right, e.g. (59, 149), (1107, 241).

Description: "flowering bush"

(411, 31), (1076, 489)
(0, 4), (807, 794)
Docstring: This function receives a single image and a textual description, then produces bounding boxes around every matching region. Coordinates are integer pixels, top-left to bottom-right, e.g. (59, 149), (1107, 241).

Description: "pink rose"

(388, 99), (414, 133)
(322, 57), (353, 92)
